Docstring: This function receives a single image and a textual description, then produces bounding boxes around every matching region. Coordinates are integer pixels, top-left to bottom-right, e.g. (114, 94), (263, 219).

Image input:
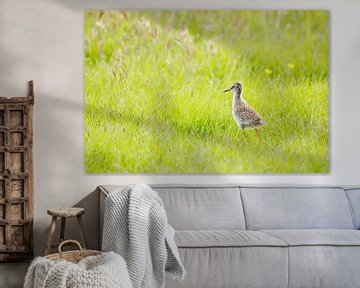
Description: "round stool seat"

(47, 207), (85, 218)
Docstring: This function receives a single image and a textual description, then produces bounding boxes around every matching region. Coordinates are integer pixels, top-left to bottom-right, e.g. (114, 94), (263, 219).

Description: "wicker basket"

(45, 240), (102, 263)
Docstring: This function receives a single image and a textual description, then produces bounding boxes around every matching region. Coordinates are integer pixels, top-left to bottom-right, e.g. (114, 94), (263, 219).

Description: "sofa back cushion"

(345, 188), (360, 229)
(241, 187), (355, 230)
(153, 185), (246, 230)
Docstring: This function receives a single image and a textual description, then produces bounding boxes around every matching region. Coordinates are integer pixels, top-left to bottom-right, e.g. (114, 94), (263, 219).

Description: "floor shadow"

(0, 260), (31, 288)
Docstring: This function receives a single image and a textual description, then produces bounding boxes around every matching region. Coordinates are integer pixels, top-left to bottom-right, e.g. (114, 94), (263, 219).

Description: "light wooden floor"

(0, 261), (30, 288)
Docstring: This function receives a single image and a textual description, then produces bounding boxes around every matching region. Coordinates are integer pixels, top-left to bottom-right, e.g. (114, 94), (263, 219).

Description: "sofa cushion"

(287, 246), (360, 288)
(261, 230), (360, 288)
(241, 187), (355, 230)
(345, 188), (360, 229)
(100, 185), (246, 230)
(175, 230), (288, 248)
(165, 247), (288, 288)
(154, 186), (246, 230)
(262, 229), (360, 246)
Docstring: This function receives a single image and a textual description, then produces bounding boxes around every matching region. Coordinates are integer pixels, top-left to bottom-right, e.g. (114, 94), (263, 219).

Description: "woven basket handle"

(58, 240), (83, 255)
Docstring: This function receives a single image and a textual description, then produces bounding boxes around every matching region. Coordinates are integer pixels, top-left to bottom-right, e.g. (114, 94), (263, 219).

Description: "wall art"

(85, 10), (329, 173)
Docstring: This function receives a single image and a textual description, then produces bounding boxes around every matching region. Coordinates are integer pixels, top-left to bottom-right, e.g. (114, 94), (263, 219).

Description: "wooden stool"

(45, 207), (87, 255)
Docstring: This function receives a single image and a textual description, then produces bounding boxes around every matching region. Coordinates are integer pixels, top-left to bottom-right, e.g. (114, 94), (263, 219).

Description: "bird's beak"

(223, 88), (231, 93)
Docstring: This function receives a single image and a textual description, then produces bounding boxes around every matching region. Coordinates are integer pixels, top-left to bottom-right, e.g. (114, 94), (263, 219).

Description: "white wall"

(0, 0), (360, 256)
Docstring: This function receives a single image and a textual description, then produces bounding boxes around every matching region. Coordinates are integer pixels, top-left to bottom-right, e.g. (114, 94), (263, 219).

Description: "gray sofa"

(99, 185), (360, 288)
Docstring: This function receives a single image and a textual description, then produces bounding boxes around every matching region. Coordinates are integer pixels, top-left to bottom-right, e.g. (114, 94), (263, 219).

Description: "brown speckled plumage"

(223, 82), (264, 135)
(233, 100), (264, 129)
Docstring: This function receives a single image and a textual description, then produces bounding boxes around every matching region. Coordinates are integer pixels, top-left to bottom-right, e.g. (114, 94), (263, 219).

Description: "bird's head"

(223, 82), (242, 94)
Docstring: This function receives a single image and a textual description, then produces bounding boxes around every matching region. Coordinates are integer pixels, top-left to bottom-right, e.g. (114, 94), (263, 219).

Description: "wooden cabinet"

(0, 81), (34, 261)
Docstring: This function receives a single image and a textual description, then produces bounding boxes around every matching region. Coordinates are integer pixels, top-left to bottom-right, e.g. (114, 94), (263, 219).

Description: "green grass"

(85, 10), (329, 173)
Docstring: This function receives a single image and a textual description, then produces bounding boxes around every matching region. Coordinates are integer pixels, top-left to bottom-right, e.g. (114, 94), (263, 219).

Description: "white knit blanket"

(102, 184), (185, 288)
(24, 251), (132, 288)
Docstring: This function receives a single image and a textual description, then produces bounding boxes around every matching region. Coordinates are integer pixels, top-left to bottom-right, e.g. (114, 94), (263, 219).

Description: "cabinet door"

(0, 103), (33, 261)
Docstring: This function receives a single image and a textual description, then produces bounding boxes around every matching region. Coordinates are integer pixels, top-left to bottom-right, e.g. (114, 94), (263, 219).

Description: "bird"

(223, 82), (264, 137)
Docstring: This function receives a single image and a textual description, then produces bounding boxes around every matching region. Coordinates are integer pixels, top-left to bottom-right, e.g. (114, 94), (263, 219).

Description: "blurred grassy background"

(85, 10), (329, 173)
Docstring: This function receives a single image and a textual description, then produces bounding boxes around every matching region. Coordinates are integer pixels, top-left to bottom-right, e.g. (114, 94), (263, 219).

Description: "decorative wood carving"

(0, 81), (34, 261)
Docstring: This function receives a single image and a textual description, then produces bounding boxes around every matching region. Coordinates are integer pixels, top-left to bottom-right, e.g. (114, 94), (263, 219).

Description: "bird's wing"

(235, 104), (263, 124)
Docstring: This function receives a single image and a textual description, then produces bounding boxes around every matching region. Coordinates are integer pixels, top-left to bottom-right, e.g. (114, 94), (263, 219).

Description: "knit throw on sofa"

(102, 184), (185, 288)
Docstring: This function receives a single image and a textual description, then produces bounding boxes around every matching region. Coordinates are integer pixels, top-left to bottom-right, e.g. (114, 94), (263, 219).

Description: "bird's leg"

(255, 128), (260, 138)
(242, 128), (247, 138)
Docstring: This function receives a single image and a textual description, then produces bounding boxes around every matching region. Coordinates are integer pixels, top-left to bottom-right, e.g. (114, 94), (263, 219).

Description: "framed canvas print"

(85, 10), (329, 173)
